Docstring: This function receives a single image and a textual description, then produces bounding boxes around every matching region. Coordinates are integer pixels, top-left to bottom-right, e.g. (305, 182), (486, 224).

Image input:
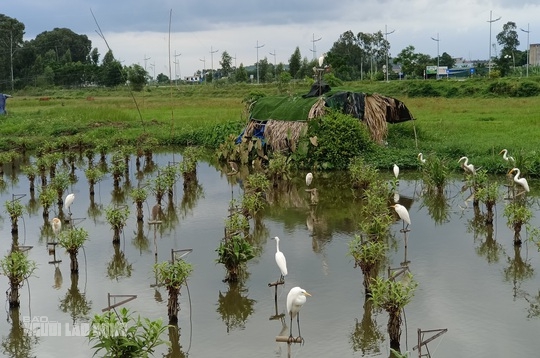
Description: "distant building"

(530, 44), (540, 66)
(184, 75), (201, 83)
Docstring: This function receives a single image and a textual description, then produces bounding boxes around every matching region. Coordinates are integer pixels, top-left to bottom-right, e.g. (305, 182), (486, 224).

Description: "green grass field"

(3, 81), (540, 175)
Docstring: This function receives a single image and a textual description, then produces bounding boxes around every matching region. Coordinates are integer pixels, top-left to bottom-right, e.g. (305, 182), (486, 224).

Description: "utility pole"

(310, 33), (322, 61)
(487, 10), (501, 76)
(174, 51), (181, 83)
(143, 55), (151, 84)
(431, 33), (440, 79)
(520, 24), (530, 77)
(199, 57), (206, 83)
(255, 40), (265, 84)
(384, 25), (395, 82)
(269, 50), (277, 78)
(210, 46), (218, 82)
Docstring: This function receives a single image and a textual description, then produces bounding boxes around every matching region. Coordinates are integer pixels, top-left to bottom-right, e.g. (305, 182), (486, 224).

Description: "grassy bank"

(3, 80), (540, 175)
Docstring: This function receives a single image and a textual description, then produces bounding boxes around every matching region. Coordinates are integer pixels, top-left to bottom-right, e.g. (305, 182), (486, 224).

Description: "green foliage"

(180, 146), (202, 175)
(225, 210), (250, 235)
(105, 205), (130, 231)
(126, 64), (147, 92)
(4, 199), (24, 220)
(38, 186), (57, 211)
(348, 235), (387, 265)
(0, 251), (37, 285)
(153, 259), (193, 290)
(216, 234), (255, 269)
(504, 202), (532, 229)
(267, 151), (292, 181)
(244, 173), (270, 193)
(349, 156), (379, 189)
(421, 154), (449, 193)
(88, 307), (170, 358)
(358, 180), (394, 238)
(241, 192), (266, 216)
(85, 167), (105, 184)
(369, 274), (418, 313)
(130, 187), (148, 203)
(306, 110), (373, 170)
(58, 227), (89, 253)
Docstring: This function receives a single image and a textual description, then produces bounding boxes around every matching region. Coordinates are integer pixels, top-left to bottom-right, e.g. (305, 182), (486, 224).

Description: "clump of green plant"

(244, 172), (270, 194)
(267, 151), (292, 182)
(370, 273), (418, 351)
(421, 154), (449, 194)
(154, 259), (193, 324)
(0, 250), (37, 308)
(85, 167), (105, 196)
(105, 205), (130, 243)
(504, 202), (532, 245)
(130, 187), (148, 222)
(88, 307), (170, 358)
(306, 110), (374, 170)
(349, 156), (379, 190)
(358, 180), (394, 239)
(348, 236), (387, 295)
(5, 199), (25, 235)
(475, 176), (500, 224)
(58, 227), (89, 273)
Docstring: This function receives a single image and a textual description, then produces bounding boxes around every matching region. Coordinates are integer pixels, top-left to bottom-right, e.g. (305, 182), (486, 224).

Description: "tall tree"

(288, 47), (302, 79)
(234, 63), (248, 83)
(100, 50), (124, 87)
(220, 51), (233, 77)
(0, 15), (25, 90)
(326, 30), (362, 81)
(496, 21), (520, 76)
(439, 52), (455, 68)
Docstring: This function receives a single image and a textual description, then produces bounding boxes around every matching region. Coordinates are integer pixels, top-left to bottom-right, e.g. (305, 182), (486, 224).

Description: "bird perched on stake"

(272, 236), (288, 283)
(458, 156), (476, 175)
(499, 149), (515, 163)
(391, 204), (411, 232)
(508, 167), (529, 194)
(305, 172), (313, 187)
(51, 217), (61, 237)
(64, 193), (75, 215)
(417, 153), (426, 164)
(287, 286), (311, 343)
(318, 53), (326, 67)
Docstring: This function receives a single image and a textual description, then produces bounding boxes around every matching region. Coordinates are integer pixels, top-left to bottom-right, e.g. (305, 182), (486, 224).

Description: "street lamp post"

(199, 57), (206, 83)
(384, 25), (395, 82)
(310, 33), (322, 61)
(431, 33), (440, 79)
(255, 40), (265, 84)
(520, 24), (530, 77)
(487, 10), (501, 76)
(269, 50), (277, 79)
(210, 46), (218, 82)
(174, 51), (181, 84)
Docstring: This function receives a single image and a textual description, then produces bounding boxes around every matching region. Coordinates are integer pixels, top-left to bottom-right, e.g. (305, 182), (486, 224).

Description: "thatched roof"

(239, 86), (414, 147)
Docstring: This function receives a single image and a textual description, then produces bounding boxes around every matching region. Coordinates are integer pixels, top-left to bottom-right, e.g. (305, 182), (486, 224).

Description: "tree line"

(0, 13), (531, 91)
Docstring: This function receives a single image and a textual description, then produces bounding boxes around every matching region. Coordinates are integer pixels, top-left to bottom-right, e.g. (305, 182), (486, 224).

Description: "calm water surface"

(0, 153), (539, 358)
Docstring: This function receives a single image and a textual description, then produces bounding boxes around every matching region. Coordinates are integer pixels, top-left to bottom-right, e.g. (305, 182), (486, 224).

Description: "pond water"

(1, 152), (540, 358)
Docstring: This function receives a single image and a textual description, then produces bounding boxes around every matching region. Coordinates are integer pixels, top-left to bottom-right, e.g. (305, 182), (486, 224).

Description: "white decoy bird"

(417, 153), (426, 164)
(272, 236), (288, 282)
(51, 217), (61, 237)
(393, 164), (399, 179)
(318, 53), (326, 67)
(508, 167), (530, 193)
(305, 172), (313, 187)
(64, 193), (75, 214)
(391, 203), (411, 232)
(499, 149), (515, 163)
(287, 286), (311, 341)
(458, 156), (476, 175)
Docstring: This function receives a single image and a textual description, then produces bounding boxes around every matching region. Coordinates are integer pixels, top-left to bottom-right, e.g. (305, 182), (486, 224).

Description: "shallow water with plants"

(0, 152), (539, 358)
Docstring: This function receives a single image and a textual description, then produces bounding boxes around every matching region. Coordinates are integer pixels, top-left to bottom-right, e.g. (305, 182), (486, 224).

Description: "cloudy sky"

(3, 1), (538, 79)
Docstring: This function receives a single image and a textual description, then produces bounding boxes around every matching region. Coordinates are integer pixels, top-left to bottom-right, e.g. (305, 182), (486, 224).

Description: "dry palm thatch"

(264, 120), (308, 152)
(364, 94), (389, 145)
(308, 97), (327, 120)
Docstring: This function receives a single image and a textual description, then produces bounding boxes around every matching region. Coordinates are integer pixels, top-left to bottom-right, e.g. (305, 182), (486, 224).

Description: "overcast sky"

(3, 1), (538, 79)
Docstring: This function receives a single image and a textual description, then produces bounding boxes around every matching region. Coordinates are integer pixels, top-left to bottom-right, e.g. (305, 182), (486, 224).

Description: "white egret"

(318, 53), (326, 67)
(508, 168), (530, 193)
(51, 217), (61, 237)
(391, 204), (411, 232)
(417, 153), (426, 164)
(64, 193), (75, 214)
(458, 156), (476, 175)
(272, 236), (288, 283)
(306, 172), (313, 187)
(393, 164), (399, 179)
(499, 149), (515, 163)
(287, 286), (311, 341)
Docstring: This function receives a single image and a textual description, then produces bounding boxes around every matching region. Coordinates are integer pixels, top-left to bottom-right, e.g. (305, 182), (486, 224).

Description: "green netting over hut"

(239, 83), (415, 149)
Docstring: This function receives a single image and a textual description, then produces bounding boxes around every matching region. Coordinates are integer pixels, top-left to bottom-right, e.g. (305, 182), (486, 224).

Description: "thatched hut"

(237, 81), (414, 150)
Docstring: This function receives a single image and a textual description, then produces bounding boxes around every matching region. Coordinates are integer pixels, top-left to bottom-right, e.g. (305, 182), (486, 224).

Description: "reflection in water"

(504, 245), (534, 298)
(420, 191), (451, 225)
(350, 299), (384, 355)
(106, 242), (133, 281)
(58, 273), (92, 324)
(216, 281), (256, 333)
(132, 221), (151, 254)
(475, 223), (505, 264)
(163, 324), (186, 358)
(0, 308), (39, 358)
